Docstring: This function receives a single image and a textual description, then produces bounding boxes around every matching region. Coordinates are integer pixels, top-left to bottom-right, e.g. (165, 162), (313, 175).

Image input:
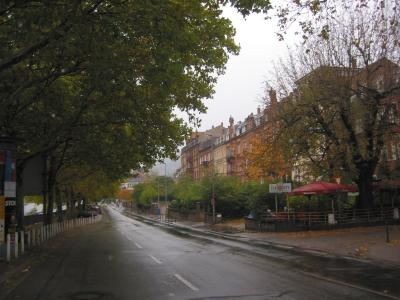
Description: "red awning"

(289, 181), (358, 196)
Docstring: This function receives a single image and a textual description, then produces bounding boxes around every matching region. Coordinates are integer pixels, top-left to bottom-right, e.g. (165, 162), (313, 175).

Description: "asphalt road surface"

(1, 206), (397, 300)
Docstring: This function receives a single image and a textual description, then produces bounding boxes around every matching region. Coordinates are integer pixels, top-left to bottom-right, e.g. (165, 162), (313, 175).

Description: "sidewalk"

(175, 218), (400, 267)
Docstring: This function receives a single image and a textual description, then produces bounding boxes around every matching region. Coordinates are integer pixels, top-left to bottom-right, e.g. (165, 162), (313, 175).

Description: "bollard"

(21, 231), (25, 255)
(6, 233), (11, 262)
(32, 229), (36, 247)
(27, 231), (31, 249)
(14, 232), (18, 259)
(386, 222), (390, 243)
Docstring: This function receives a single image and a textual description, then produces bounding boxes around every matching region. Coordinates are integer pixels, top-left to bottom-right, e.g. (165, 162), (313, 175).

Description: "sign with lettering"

(269, 183), (292, 193)
(5, 199), (16, 206)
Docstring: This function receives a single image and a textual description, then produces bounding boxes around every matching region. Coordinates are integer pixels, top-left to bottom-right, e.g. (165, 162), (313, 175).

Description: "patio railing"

(261, 207), (398, 227)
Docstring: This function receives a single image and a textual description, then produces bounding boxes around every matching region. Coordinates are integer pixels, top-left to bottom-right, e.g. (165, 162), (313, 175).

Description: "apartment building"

(180, 90), (279, 182)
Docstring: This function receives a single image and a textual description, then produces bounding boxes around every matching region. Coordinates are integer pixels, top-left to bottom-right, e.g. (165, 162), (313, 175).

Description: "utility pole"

(157, 177), (160, 205)
(164, 162), (167, 221)
(210, 138), (216, 224)
(164, 162), (167, 203)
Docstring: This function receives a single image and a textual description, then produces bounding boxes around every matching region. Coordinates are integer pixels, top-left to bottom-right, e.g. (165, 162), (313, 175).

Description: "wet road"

(1, 206), (397, 300)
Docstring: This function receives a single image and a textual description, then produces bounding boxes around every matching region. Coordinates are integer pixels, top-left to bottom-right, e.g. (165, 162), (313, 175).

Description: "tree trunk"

(356, 169), (374, 209)
(45, 182), (54, 224)
(56, 186), (63, 222)
(16, 163), (24, 231)
(45, 156), (56, 225)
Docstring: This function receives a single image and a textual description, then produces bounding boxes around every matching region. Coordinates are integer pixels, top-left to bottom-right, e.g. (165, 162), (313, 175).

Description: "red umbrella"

(288, 181), (358, 216)
(289, 181), (357, 196)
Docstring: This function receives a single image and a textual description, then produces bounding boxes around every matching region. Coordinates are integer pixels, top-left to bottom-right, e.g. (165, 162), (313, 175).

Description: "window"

(388, 103), (398, 125)
(389, 142), (398, 161)
(375, 75), (384, 92)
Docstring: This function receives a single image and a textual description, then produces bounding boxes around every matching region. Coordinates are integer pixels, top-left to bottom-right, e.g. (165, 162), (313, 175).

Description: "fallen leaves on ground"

(388, 239), (400, 246)
(354, 245), (369, 257)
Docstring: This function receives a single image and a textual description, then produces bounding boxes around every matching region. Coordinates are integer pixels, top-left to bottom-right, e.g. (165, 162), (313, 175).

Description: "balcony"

(201, 160), (211, 166)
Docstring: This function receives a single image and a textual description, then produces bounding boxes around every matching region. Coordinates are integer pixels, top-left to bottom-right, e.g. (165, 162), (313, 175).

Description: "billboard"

(0, 196), (4, 243)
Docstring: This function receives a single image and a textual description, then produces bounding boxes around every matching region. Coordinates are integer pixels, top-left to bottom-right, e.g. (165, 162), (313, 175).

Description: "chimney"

(269, 89), (277, 106)
(229, 116), (234, 138)
(257, 106), (261, 114)
(351, 57), (357, 69)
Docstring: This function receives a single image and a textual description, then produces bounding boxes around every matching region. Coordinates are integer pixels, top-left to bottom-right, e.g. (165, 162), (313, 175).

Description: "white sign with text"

(269, 183), (292, 193)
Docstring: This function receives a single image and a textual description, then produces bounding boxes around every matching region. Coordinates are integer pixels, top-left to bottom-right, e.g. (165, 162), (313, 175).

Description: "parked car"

(78, 204), (101, 218)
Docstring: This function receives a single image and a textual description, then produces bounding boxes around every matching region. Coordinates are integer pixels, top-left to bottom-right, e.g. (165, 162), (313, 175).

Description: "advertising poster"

(4, 151), (16, 198)
(0, 196), (4, 243)
(0, 151), (4, 196)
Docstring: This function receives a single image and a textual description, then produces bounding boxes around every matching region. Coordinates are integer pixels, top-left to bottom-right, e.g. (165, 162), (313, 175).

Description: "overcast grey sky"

(195, 6), (292, 131)
(155, 5), (297, 175)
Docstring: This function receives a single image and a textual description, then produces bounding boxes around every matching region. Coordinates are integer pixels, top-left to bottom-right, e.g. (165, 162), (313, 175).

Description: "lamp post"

(205, 134), (216, 224)
(164, 161), (167, 221)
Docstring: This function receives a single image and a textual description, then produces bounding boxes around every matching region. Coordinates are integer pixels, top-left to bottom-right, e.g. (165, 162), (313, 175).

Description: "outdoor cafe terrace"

(245, 182), (400, 232)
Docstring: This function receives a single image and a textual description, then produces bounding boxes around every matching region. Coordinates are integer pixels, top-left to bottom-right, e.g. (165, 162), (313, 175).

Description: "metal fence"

(263, 207), (398, 225)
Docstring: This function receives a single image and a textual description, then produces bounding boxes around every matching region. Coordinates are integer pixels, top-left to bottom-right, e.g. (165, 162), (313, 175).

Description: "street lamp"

(204, 134), (216, 224)
(164, 161), (168, 221)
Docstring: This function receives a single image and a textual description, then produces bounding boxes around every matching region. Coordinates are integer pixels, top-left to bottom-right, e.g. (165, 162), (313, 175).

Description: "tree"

(0, 1), (272, 223)
(247, 111), (289, 181)
(275, 0), (400, 42)
(171, 175), (202, 210)
(269, 3), (400, 208)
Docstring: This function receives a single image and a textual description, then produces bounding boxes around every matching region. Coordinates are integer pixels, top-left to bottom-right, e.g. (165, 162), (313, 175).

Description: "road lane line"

(134, 242), (143, 249)
(122, 250), (136, 253)
(299, 270), (399, 300)
(149, 255), (162, 264)
(174, 273), (199, 291)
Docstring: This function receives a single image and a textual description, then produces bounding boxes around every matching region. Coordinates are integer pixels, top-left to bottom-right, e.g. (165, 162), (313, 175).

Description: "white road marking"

(299, 270), (399, 300)
(134, 242), (143, 249)
(275, 245), (293, 250)
(122, 250), (136, 253)
(174, 273), (199, 291)
(149, 255), (162, 264)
